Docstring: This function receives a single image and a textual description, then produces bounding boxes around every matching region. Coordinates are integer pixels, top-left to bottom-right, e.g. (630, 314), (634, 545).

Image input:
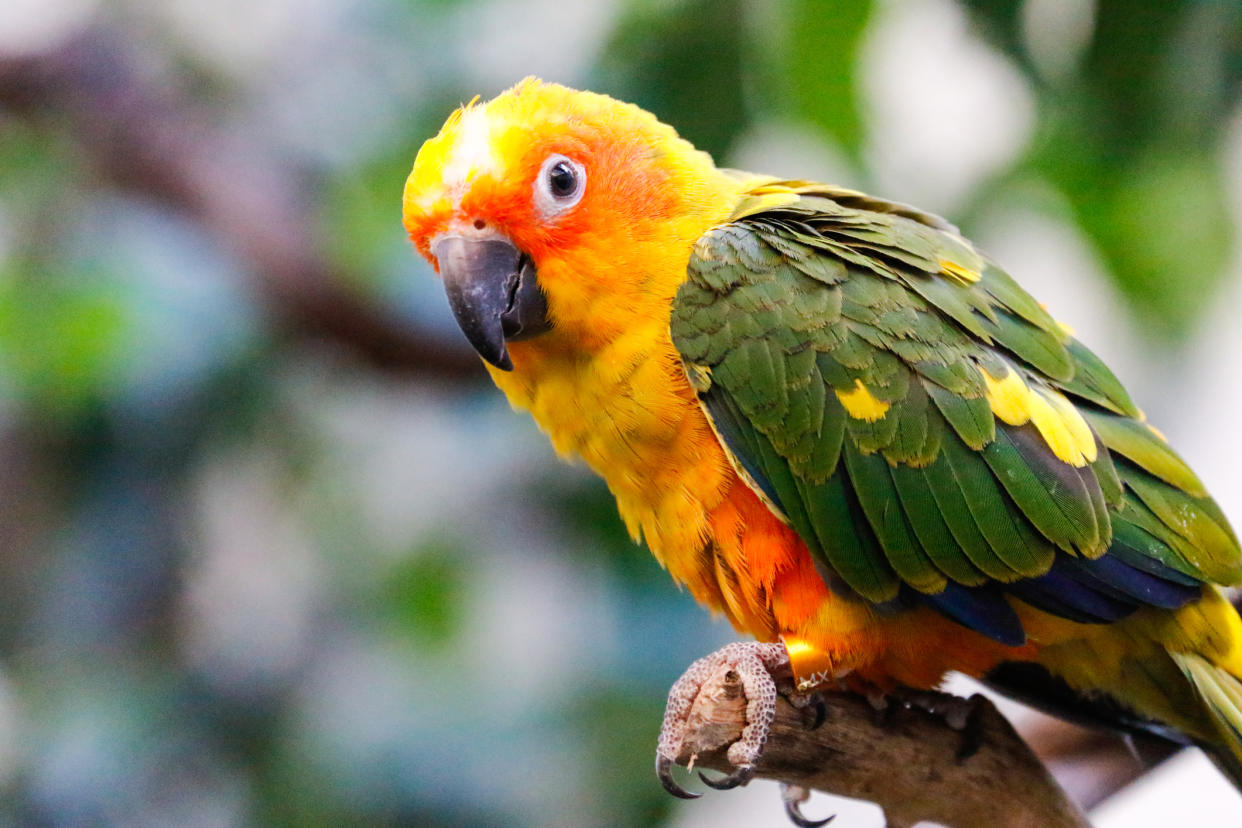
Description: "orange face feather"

(405, 80), (730, 351)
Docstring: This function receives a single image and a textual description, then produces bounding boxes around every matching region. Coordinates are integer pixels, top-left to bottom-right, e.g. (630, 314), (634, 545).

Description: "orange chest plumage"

(427, 109), (1026, 688)
(491, 314), (787, 628)
(487, 296), (1026, 691)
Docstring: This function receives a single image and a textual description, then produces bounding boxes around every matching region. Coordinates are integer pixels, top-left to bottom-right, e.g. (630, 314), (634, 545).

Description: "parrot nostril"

(474, 219), (486, 230)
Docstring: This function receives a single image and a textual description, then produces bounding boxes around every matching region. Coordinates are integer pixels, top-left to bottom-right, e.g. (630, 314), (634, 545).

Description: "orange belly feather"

(492, 315), (1036, 693)
(708, 471), (1036, 690)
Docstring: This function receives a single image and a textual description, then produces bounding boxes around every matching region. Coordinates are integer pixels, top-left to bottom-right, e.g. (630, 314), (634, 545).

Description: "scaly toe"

(899, 689), (987, 761)
(654, 642), (790, 800)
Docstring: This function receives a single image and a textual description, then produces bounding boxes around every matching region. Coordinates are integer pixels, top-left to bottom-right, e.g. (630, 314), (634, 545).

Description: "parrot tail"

(1172, 651), (1242, 789)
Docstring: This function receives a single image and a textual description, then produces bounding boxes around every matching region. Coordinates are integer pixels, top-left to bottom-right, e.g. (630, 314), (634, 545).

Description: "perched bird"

(402, 79), (1242, 807)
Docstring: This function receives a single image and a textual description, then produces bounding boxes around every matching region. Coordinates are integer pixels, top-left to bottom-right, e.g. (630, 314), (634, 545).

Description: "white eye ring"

(534, 154), (585, 217)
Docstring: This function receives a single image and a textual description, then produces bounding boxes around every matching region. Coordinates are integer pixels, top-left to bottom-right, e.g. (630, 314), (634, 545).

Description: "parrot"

(401, 78), (1242, 812)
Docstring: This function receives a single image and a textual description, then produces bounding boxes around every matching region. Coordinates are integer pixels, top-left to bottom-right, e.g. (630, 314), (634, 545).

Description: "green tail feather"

(1172, 652), (1242, 790)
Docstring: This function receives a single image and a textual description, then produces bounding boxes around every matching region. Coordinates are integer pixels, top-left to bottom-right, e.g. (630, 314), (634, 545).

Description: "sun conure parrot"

(401, 78), (1242, 805)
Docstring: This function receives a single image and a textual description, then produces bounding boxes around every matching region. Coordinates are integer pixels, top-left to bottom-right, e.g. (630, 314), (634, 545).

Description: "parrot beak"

(431, 234), (551, 371)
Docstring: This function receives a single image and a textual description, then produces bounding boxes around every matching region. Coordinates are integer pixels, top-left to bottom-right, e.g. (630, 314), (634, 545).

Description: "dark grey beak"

(432, 235), (551, 371)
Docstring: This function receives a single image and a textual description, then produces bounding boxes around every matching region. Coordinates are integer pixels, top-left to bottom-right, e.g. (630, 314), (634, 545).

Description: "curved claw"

(807, 696), (827, 731)
(656, 754), (701, 800)
(784, 798), (835, 827)
(698, 763), (755, 790)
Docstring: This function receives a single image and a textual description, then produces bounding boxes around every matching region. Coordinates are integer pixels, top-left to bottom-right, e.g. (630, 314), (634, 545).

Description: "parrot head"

(402, 78), (738, 372)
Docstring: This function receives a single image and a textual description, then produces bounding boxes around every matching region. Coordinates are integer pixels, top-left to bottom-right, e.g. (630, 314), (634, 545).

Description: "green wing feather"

(672, 181), (1242, 630)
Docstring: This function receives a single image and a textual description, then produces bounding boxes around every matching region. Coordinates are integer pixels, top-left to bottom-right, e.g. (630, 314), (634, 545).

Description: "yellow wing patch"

(1028, 389), (1098, 467)
(980, 367), (1031, 426)
(939, 258), (981, 284)
(981, 366), (1097, 467)
(836, 379), (890, 422)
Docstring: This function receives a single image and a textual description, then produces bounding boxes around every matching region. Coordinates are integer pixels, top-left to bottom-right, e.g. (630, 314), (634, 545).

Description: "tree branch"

(675, 664), (1090, 828)
(0, 30), (481, 381)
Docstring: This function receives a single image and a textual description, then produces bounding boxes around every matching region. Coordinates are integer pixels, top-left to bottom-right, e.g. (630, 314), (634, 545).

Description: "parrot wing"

(671, 182), (1241, 645)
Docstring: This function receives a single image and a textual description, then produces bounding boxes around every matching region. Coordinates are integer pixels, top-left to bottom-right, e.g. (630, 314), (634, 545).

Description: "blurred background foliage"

(1, 0), (1241, 826)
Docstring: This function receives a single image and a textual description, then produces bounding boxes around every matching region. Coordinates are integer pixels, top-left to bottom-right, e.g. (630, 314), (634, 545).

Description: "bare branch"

(676, 664), (1090, 828)
(0, 31), (482, 381)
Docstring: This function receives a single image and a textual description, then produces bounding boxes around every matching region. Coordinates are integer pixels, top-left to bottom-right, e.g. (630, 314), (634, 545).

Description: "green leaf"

(780, 0), (874, 157)
(955, 0), (1031, 74)
(1077, 148), (1233, 338)
(384, 539), (467, 649)
(593, 0), (749, 160)
(0, 264), (129, 418)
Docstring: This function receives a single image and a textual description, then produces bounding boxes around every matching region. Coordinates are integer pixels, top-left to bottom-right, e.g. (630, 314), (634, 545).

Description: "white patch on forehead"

(442, 105), (497, 200)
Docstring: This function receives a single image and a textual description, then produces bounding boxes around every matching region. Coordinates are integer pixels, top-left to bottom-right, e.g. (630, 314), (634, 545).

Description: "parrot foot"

(793, 692), (827, 731)
(655, 641), (792, 799)
(898, 689), (987, 761)
(781, 783), (835, 827)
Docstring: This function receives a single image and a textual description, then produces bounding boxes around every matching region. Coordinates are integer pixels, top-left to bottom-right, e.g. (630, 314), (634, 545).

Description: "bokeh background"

(1, 0), (1242, 825)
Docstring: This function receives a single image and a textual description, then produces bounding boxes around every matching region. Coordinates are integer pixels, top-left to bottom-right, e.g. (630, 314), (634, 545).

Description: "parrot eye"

(548, 161), (577, 197)
(535, 154), (585, 216)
